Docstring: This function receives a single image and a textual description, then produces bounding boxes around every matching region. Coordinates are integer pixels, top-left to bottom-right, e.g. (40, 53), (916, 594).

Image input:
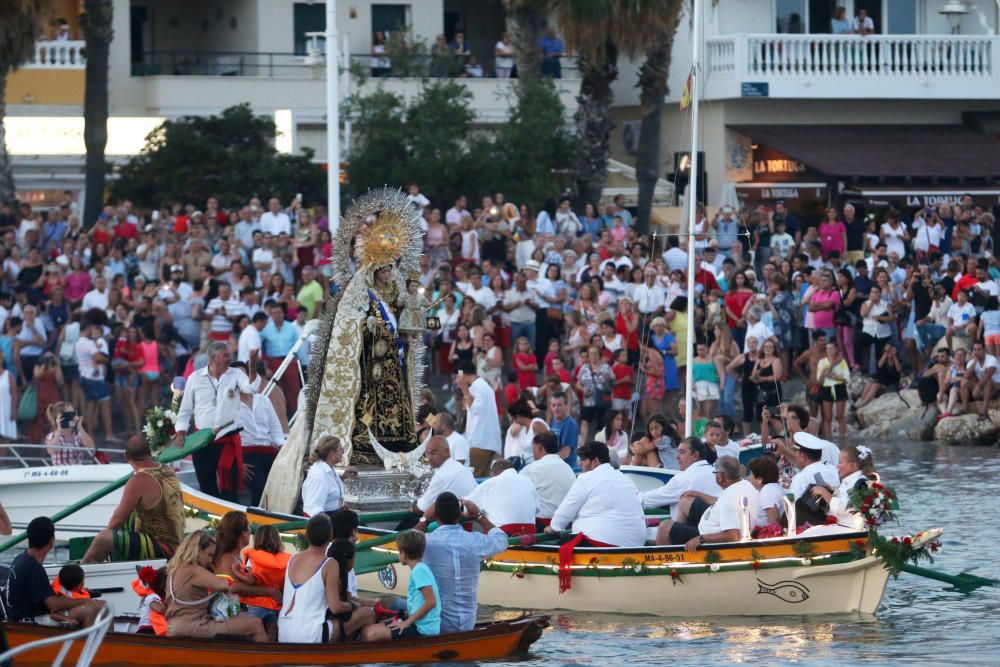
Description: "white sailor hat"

(793, 431), (830, 452)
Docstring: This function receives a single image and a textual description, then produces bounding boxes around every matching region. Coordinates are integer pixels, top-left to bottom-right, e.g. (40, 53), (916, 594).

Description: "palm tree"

(82, 0), (114, 228)
(619, 0), (685, 235)
(502, 0), (546, 96)
(0, 0), (55, 204)
(554, 0), (618, 208)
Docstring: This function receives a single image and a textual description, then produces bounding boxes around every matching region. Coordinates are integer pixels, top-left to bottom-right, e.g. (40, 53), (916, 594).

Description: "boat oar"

(900, 563), (1000, 592)
(0, 428), (217, 555)
(255, 510), (422, 535)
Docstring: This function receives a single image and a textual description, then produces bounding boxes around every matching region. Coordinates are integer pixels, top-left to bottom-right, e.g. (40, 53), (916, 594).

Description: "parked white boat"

(0, 464), (131, 543)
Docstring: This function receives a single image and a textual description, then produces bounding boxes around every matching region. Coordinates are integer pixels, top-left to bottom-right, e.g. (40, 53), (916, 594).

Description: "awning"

(729, 124), (1000, 178)
(844, 187), (1000, 208)
(602, 159), (675, 207)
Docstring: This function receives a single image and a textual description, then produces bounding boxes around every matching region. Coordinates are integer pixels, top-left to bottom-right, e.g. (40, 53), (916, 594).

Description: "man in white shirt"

(503, 272), (537, 349)
(252, 235), (277, 287)
(643, 438), (721, 540)
(74, 321), (117, 443)
(788, 433), (840, 501)
(205, 282), (247, 342)
(233, 359), (283, 506)
(174, 342), (255, 500)
(238, 312), (267, 363)
(81, 275), (110, 313)
(459, 266), (496, 311)
(457, 361), (502, 476)
(436, 412), (470, 466)
(259, 198), (291, 236)
(743, 306), (774, 353)
(946, 288), (977, 350)
(661, 456), (758, 551)
(464, 459), (538, 535)
(520, 432), (576, 524)
(661, 235), (688, 273)
(633, 267), (666, 318)
(852, 8), (874, 35)
(961, 340), (1000, 420)
(412, 436), (477, 520)
(546, 441), (646, 547)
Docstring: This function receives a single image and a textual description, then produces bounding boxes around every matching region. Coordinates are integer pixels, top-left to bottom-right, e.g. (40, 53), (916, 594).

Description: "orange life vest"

(52, 577), (91, 600)
(239, 549), (291, 611)
(131, 578), (168, 636)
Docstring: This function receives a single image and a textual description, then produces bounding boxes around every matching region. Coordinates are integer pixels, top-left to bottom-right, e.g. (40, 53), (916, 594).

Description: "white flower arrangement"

(144, 406), (176, 454)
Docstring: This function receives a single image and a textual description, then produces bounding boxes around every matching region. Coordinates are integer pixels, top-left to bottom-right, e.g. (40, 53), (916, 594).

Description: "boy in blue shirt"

(389, 531), (440, 638)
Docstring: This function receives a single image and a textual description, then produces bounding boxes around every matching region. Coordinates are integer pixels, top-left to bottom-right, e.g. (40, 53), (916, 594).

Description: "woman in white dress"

(0, 349), (17, 440)
(809, 445), (876, 531)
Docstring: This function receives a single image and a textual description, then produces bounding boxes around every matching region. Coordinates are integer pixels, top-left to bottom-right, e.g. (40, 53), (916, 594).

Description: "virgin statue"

(259, 188), (429, 512)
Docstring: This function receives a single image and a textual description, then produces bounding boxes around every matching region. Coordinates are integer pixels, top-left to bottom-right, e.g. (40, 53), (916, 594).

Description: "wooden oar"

(0, 428), (217, 555)
(251, 510), (420, 535)
(900, 563), (1000, 592)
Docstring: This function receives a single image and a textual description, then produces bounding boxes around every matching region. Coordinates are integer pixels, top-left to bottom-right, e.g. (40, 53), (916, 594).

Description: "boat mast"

(683, 0), (702, 438)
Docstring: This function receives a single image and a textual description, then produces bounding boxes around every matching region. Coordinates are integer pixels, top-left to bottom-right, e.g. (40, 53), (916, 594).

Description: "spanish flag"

(679, 72), (693, 110)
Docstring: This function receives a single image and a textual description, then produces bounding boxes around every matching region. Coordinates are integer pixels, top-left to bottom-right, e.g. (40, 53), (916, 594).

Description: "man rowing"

(657, 457), (757, 550)
(464, 459), (538, 536)
(545, 441), (646, 547)
(82, 436), (184, 563)
(642, 437), (720, 541)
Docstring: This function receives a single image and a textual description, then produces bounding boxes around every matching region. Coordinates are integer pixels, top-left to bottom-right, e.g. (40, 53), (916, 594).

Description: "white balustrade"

(24, 40), (87, 69)
(708, 34), (993, 80)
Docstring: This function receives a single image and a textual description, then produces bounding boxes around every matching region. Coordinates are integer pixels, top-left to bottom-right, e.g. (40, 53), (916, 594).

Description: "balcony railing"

(709, 33), (994, 78)
(132, 50), (578, 80)
(24, 40), (86, 69)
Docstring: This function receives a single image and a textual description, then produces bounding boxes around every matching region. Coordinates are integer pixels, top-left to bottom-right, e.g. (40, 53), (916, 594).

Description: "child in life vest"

(231, 525), (290, 641)
(133, 565), (167, 635)
(50, 564), (92, 625)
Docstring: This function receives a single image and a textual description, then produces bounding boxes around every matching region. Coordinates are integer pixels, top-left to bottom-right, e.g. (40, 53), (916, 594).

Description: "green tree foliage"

(110, 104), (325, 208)
(345, 78), (575, 207)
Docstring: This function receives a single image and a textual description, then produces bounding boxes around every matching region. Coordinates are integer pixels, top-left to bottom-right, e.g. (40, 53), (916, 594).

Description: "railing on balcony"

(133, 50), (578, 79)
(24, 40), (86, 69)
(708, 33), (994, 79)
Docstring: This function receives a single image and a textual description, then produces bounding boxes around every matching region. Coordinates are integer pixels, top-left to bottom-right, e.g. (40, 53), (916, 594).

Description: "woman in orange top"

(229, 524), (290, 641)
(214, 514), (285, 641)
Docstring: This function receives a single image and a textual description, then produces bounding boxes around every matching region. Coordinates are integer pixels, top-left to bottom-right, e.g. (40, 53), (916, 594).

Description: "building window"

(372, 4), (409, 38)
(886, 0), (917, 34)
(293, 3), (326, 55)
(776, 0), (806, 33)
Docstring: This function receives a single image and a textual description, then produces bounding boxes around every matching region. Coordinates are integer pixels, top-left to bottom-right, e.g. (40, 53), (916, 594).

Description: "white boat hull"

(358, 555), (891, 617)
(0, 464), (132, 542)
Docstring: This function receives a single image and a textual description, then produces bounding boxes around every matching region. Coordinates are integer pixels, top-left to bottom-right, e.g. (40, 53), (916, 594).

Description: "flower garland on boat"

(848, 482), (943, 577)
(142, 406), (176, 455)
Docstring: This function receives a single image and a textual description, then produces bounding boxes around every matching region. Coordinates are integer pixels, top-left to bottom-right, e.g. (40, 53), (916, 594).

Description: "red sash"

(558, 533), (613, 593)
(500, 523), (537, 537)
(215, 432), (244, 493)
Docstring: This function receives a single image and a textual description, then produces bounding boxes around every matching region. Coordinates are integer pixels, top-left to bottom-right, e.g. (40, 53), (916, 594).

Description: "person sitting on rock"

(960, 340), (1000, 422)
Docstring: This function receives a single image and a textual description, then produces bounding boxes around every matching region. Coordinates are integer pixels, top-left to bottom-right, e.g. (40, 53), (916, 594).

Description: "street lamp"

(939, 0), (969, 33)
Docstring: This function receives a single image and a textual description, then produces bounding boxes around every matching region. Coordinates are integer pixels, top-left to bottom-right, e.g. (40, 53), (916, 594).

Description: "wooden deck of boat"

(0, 615), (548, 665)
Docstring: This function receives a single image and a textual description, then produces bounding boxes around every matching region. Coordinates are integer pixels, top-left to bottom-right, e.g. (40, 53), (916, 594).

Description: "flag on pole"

(679, 72), (693, 110)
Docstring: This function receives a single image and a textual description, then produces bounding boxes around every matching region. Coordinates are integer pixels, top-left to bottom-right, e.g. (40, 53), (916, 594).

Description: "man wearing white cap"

(788, 431), (839, 500)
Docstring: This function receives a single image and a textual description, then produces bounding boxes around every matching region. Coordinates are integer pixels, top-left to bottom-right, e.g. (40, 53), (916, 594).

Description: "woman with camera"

(809, 445), (876, 530)
(44, 401), (95, 465)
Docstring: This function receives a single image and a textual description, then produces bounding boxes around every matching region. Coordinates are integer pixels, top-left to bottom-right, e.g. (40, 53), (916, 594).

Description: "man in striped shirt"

(205, 282), (247, 342)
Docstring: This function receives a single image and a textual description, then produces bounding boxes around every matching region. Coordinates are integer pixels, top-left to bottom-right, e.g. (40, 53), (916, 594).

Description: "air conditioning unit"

(622, 120), (641, 155)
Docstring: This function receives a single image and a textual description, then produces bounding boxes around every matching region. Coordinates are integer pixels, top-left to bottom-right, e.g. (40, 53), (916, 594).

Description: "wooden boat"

(354, 526), (894, 616)
(0, 615), (548, 665)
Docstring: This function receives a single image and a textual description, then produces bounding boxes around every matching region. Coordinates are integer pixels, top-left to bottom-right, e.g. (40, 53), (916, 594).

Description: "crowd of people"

(2, 185), (998, 468)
